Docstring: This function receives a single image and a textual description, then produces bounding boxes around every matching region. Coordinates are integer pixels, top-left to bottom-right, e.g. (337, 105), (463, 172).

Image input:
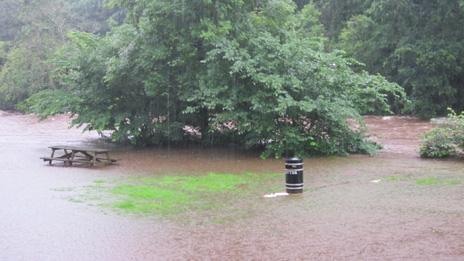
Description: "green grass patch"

(110, 185), (192, 214)
(159, 173), (250, 192)
(385, 176), (407, 182)
(70, 172), (281, 217)
(416, 177), (461, 186)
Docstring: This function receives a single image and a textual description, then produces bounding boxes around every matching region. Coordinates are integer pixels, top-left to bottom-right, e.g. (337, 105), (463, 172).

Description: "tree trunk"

(199, 107), (209, 142)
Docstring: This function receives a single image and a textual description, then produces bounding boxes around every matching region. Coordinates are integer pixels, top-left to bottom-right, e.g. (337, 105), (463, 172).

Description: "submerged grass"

(385, 175), (410, 182)
(385, 175), (462, 186)
(415, 177), (461, 186)
(72, 172), (281, 217)
(110, 186), (192, 214)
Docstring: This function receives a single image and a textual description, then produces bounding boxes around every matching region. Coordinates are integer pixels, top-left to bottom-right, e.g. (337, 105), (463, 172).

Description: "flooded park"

(1, 110), (463, 260)
(2, 1), (464, 260)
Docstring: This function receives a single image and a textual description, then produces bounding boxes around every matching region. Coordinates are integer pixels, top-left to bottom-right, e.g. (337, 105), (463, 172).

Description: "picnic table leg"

(103, 152), (111, 165)
(92, 152), (97, 167)
(80, 151), (97, 166)
(69, 151), (75, 166)
(64, 149), (70, 166)
(49, 148), (56, 165)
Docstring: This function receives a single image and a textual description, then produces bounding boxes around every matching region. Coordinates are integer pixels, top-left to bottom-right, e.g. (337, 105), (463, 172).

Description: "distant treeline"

(0, 0), (463, 157)
(0, 0), (123, 109)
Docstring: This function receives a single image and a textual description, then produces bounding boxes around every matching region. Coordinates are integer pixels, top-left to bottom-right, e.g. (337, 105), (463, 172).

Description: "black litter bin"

(285, 157), (303, 194)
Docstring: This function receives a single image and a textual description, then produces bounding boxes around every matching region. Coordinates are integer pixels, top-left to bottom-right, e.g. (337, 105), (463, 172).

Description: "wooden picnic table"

(41, 145), (117, 167)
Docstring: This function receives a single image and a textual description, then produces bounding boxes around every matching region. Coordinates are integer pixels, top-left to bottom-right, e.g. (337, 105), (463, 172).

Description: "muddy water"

(1, 111), (463, 260)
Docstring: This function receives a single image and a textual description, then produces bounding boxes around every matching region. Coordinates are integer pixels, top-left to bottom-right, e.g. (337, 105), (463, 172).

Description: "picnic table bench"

(41, 145), (117, 167)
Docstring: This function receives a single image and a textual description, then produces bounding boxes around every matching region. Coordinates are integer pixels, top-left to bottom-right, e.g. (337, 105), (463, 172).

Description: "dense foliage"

(18, 0), (403, 157)
(337, 0), (464, 117)
(420, 110), (464, 158)
(0, 0), (118, 109)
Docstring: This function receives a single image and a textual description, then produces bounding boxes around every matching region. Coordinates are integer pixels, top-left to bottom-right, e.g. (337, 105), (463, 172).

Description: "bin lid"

(285, 157), (303, 163)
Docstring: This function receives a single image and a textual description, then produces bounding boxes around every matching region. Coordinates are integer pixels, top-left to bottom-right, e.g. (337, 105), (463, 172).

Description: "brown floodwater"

(1, 111), (463, 260)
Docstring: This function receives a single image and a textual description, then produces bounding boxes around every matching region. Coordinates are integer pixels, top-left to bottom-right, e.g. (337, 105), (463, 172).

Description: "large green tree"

(30, 0), (403, 157)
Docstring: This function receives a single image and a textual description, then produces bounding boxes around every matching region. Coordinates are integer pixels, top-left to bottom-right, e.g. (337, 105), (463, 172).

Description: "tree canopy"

(0, 0), (118, 109)
(17, 0), (403, 157)
(337, 0), (464, 117)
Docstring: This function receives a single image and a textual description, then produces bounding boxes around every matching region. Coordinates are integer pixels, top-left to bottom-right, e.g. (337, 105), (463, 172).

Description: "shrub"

(419, 110), (464, 158)
(420, 127), (456, 158)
